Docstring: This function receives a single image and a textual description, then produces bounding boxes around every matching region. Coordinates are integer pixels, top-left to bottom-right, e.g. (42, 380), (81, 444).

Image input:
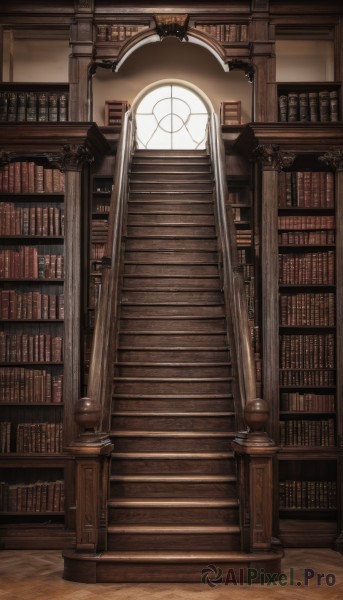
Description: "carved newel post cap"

(244, 398), (269, 433)
(75, 397), (101, 437)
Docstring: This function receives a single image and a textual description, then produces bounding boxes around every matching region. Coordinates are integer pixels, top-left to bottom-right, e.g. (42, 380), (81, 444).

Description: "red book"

(21, 162), (29, 193)
(14, 162), (21, 193)
(28, 162), (35, 193)
(8, 163), (15, 193)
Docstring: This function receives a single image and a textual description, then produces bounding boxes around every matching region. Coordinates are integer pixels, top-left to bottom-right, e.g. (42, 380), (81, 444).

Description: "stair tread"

(108, 499), (238, 507)
(66, 550), (283, 563)
(110, 431), (235, 438)
(112, 411), (235, 417)
(112, 452), (234, 459)
(118, 347), (228, 350)
(107, 525), (240, 533)
(110, 475), (236, 482)
(113, 377), (232, 382)
(112, 394), (233, 399)
(120, 316), (224, 320)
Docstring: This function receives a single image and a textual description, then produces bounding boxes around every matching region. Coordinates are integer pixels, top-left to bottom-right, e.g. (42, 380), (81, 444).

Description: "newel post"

(68, 397), (113, 553)
(232, 398), (278, 553)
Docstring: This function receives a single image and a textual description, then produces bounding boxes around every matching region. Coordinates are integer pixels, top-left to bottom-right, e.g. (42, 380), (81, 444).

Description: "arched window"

(135, 84), (209, 150)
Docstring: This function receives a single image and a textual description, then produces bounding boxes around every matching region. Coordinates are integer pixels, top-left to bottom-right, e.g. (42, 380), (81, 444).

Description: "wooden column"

(69, 0), (94, 121)
(251, 0), (275, 122)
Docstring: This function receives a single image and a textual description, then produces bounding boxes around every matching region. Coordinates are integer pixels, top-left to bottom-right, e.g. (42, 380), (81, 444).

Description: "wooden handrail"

(85, 111), (135, 436)
(207, 112), (257, 422)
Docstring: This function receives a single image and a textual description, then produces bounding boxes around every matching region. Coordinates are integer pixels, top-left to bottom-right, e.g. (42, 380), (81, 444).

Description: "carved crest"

(254, 144), (296, 171)
(154, 14), (189, 42)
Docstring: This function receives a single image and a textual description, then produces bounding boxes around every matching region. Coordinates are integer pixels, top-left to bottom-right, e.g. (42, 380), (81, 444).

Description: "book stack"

(280, 333), (335, 369)
(0, 203), (64, 237)
(278, 171), (334, 208)
(0, 368), (63, 403)
(0, 479), (64, 513)
(279, 251), (335, 285)
(0, 162), (64, 194)
(280, 292), (335, 326)
(280, 418), (335, 446)
(15, 422), (63, 453)
(278, 89), (339, 122)
(0, 248), (64, 280)
(279, 480), (336, 509)
(236, 229), (252, 246)
(0, 333), (63, 363)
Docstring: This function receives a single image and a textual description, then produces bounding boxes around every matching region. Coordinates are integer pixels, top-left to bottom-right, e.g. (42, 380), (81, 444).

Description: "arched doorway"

(134, 82), (209, 150)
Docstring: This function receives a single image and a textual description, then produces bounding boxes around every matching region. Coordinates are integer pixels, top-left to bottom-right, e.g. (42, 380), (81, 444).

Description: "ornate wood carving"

(154, 14), (189, 41)
(319, 148), (343, 170)
(0, 149), (13, 169)
(47, 143), (94, 172)
(228, 59), (255, 82)
(254, 144), (296, 171)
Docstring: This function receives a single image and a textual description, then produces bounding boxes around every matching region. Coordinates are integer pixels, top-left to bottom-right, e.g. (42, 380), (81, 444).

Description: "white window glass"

(135, 84), (209, 149)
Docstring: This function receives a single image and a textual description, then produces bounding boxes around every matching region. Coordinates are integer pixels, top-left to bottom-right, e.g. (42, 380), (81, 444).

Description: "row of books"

(1, 421), (63, 453)
(237, 248), (250, 264)
(195, 23), (248, 43)
(280, 392), (335, 412)
(89, 276), (101, 309)
(91, 243), (105, 260)
(0, 91), (68, 123)
(0, 368), (63, 404)
(96, 24), (148, 42)
(280, 418), (335, 447)
(0, 203), (64, 237)
(280, 334), (335, 369)
(279, 252), (335, 285)
(278, 90), (339, 122)
(278, 230), (334, 246)
(280, 369), (335, 387)
(0, 290), (64, 321)
(243, 277), (255, 321)
(0, 162), (64, 194)
(231, 207), (250, 222)
(0, 479), (64, 513)
(278, 171), (334, 208)
(94, 203), (110, 214)
(0, 333), (63, 364)
(278, 215), (335, 230)
(279, 292), (335, 327)
(227, 191), (242, 204)
(0, 249), (64, 280)
(279, 480), (336, 509)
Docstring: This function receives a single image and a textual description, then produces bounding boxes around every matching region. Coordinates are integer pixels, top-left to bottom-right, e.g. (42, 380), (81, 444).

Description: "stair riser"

(123, 277), (220, 289)
(127, 226), (216, 237)
(111, 457), (236, 475)
(113, 381), (232, 394)
(125, 238), (218, 251)
(124, 264), (219, 276)
(119, 306), (225, 318)
(119, 318), (226, 332)
(130, 172), (211, 181)
(115, 365), (231, 378)
(112, 437), (234, 452)
(117, 348), (229, 361)
(110, 481), (237, 499)
(128, 203), (214, 214)
(107, 532), (240, 552)
(128, 192), (214, 202)
(113, 398), (234, 412)
(124, 251), (218, 263)
(119, 333), (228, 346)
(130, 163), (211, 173)
(128, 214), (215, 226)
(111, 415), (235, 432)
(121, 290), (223, 303)
(108, 506), (239, 525)
(130, 182), (213, 192)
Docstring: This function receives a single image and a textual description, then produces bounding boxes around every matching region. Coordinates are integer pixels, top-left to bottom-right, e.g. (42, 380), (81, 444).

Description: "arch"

(114, 27), (230, 72)
(133, 81), (211, 150)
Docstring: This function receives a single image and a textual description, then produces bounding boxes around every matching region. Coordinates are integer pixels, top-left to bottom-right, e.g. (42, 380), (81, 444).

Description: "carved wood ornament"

(154, 14), (189, 42)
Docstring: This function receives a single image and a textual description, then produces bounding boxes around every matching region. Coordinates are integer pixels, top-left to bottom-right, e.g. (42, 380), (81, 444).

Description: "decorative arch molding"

(91, 25), (254, 80)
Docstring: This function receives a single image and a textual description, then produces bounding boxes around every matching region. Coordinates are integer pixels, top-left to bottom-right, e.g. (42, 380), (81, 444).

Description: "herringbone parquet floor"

(0, 548), (342, 600)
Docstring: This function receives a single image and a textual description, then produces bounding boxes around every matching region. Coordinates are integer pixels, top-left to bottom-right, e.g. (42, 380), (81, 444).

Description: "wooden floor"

(0, 549), (342, 599)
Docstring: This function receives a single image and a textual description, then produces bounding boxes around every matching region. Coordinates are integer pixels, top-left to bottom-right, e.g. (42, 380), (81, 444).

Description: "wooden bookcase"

(0, 122), (110, 549)
(277, 83), (340, 123)
(0, 83), (69, 123)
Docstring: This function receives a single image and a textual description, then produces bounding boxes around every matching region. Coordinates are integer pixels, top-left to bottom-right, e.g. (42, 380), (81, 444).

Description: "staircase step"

(130, 180), (213, 192)
(119, 316), (226, 332)
(63, 549), (283, 583)
(130, 161), (211, 172)
(107, 524), (241, 551)
(121, 290), (223, 303)
(129, 191), (214, 202)
(119, 332), (228, 347)
(111, 451), (236, 475)
(113, 377), (232, 395)
(128, 213), (215, 226)
(115, 363), (231, 378)
(112, 395), (234, 412)
(130, 171), (212, 181)
(120, 305), (225, 317)
(110, 431), (235, 452)
(122, 275), (220, 289)
(124, 251), (218, 263)
(111, 411), (235, 432)
(117, 346), (229, 361)
(109, 475), (237, 499)
(133, 149), (209, 158)
(128, 202), (214, 214)
(124, 263), (219, 276)
(125, 237), (218, 252)
(127, 225), (216, 237)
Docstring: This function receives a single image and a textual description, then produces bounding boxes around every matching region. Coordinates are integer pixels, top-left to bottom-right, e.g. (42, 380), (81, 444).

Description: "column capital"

(46, 143), (94, 172)
(254, 144), (296, 171)
(319, 148), (343, 171)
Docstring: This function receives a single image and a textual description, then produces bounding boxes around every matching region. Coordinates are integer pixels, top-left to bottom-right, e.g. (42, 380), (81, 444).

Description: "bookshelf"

(277, 83), (340, 123)
(0, 83), (69, 123)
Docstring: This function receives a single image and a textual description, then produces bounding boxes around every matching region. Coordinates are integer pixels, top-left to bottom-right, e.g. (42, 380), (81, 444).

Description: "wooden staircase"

(63, 145), (282, 583)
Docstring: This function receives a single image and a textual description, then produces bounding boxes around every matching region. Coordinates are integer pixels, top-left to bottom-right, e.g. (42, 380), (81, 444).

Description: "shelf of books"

(0, 158), (67, 543)
(277, 83), (340, 123)
(277, 164), (338, 546)
(0, 83), (69, 123)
